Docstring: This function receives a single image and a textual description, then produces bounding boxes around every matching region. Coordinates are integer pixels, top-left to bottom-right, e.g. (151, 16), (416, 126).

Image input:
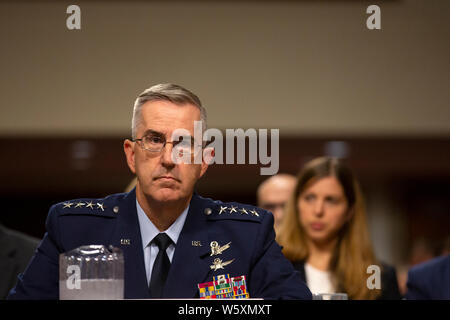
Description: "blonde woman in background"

(277, 157), (401, 299)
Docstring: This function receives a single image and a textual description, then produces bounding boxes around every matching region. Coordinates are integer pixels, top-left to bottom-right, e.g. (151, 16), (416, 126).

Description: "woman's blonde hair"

(277, 157), (381, 299)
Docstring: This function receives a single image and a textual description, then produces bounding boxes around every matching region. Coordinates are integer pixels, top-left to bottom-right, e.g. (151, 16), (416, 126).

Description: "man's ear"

(124, 139), (136, 174)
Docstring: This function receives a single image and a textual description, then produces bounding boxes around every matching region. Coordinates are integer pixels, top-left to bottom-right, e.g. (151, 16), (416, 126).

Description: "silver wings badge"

(210, 258), (235, 271)
(210, 241), (231, 256)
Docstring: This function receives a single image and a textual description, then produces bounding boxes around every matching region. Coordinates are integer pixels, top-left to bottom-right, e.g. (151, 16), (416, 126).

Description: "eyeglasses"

(132, 131), (202, 154)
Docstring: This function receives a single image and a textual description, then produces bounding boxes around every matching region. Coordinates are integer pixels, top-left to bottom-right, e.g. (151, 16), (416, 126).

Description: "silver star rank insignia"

(63, 202), (73, 209)
(74, 202), (85, 208)
(239, 208), (248, 215)
(250, 209), (259, 217)
(85, 201), (95, 209)
(219, 206), (228, 215)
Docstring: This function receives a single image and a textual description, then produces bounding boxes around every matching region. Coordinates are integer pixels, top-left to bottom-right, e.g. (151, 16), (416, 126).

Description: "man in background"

(257, 173), (296, 235)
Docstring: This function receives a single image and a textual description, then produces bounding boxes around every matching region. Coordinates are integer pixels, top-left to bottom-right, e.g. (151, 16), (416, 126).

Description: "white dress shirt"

(136, 200), (189, 285)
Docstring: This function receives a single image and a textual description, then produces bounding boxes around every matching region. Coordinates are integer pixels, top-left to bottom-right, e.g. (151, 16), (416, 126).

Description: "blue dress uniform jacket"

(7, 189), (312, 300)
(405, 255), (450, 300)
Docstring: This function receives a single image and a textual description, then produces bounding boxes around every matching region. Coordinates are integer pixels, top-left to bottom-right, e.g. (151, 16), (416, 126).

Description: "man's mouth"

(155, 176), (180, 182)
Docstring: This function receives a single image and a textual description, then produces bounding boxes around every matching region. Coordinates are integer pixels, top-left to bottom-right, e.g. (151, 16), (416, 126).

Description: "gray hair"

(131, 83), (207, 139)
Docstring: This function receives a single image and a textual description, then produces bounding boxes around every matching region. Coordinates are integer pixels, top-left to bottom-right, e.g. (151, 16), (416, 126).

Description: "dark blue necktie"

(149, 233), (172, 298)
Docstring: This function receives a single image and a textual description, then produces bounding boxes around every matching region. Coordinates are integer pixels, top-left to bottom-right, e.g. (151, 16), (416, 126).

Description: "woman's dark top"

(292, 260), (403, 300)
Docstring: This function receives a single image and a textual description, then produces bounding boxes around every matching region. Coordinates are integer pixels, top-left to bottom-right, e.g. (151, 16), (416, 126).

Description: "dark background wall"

(1, 135), (449, 267)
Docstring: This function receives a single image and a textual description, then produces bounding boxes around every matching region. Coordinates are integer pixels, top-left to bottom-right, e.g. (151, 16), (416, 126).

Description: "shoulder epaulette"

(55, 197), (119, 218)
(205, 201), (264, 222)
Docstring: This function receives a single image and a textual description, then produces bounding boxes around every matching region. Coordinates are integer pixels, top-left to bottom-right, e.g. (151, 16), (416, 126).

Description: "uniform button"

(204, 208), (212, 215)
(113, 206), (119, 214)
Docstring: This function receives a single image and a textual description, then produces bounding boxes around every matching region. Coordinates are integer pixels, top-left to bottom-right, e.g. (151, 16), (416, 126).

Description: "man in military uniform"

(7, 83), (312, 299)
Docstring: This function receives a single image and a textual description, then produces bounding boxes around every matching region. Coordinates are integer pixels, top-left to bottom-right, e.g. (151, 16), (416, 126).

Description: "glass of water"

(59, 245), (124, 300)
(313, 293), (348, 300)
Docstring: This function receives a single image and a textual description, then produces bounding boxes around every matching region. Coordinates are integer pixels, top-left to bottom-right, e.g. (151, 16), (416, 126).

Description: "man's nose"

(160, 142), (176, 168)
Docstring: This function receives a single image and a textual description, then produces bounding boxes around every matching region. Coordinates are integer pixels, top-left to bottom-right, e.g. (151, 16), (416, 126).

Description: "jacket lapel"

(112, 189), (150, 299)
(164, 194), (214, 298)
(293, 260), (307, 283)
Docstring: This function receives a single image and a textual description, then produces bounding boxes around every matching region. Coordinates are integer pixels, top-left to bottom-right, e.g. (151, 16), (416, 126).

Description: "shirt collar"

(136, 199), (189, 248)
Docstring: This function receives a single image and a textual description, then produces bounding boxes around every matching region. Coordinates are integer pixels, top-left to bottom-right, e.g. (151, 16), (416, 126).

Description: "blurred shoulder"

(409, 255), (450, 277)
(405, 256), (450, 300)
(0, 224), (40, 250)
